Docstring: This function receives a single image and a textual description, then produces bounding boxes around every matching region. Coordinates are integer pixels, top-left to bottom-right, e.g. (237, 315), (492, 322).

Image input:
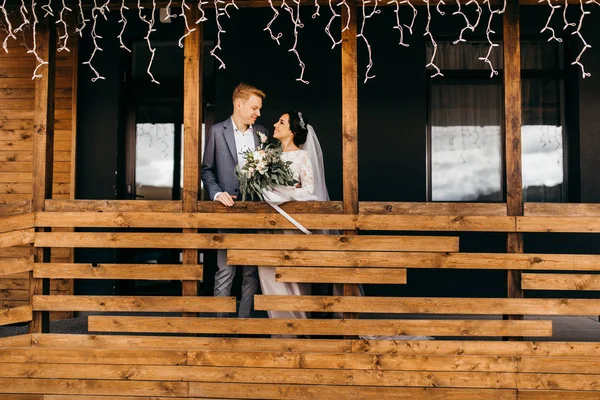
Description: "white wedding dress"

(259, 150), (316, 319)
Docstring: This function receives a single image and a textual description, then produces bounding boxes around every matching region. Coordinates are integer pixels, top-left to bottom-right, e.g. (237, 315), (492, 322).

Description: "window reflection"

(135, 123), (176, 200)
(430, 83), (503, 201)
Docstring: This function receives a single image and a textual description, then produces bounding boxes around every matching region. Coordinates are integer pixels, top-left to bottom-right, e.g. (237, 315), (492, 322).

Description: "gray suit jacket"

(201, 118), (268, 201)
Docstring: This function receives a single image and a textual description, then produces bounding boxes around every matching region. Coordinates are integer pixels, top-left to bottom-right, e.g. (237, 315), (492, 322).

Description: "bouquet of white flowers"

(235, 131), (298, 201)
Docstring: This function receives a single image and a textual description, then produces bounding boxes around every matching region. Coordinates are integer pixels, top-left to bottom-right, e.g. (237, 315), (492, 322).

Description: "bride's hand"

(295, 183), (302, 189)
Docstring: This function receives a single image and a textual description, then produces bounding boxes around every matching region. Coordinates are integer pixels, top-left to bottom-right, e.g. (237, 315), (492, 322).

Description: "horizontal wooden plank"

(0, 162), (71, 175)
(189, 383), (517, 400)
(0, 333), (31, 348)
(360, 202), (508, 216)
(0, 347), (187, 365)
(351, 340), (600, 357)
(228, 250), (600, 271)
(276, 267), (407, 284)
(518, 217), (600, 232)
(0, 119), (71, 130)
(0, 150), (71, 162)
(254, 296), (600, 316)
(521, 273), (600, 291)
(1, 97), (71, 110)
(44, 200), (183, 212)
(0, 363), (354, 386)
(0, 279), (28, 290)
(353, 370), (516, 388)
(519, 357), (600, 374)
(34, 263), (203, 280)
(0, 87), (72, 99)
(0, 395), (42, 400)
(188, 351), (518, 372)
(33, 210), (522, 232)
(32, 295), (235, 312)
(0, 200), (31, 214)
(524, 203), (600, 217)
(356, 215), (516, 232)
(517, 373), (600, 391)
(1, 289), (30, 300)
(31, 333), (351, 353)
(0, 246), (31, 257)
(0, 378), (187, 397)
(518, 390), (600, 400)
(35, 212), (357, 230)
(0, 305), (32, 326)
(0, 212), (34, 233)
(198, 200), (344, 213)
(0, 257), (32, 276)
(88, 316), (552, 337)
(34, 232), (458, 252)
(0, 77), (72, 89)
(0, 229), (34, 248)
(1, 172), (70, 183)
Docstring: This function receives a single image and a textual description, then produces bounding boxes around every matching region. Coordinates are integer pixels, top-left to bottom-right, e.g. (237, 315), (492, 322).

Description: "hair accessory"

(297, 111), (306, 130)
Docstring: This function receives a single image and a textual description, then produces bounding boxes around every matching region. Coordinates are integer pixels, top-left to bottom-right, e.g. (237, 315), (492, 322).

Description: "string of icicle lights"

(0, 0), (598, 83)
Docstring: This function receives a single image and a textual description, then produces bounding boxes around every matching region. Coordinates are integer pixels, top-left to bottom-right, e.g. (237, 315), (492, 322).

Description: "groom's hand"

(216, 192), (237, 207)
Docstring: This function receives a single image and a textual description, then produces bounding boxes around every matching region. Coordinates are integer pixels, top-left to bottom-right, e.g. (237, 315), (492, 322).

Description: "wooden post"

(341, 0), (361, 309)
(503, 0), (524, 325)
(182, 7), (202, 312)
(30, 16), (56, 333)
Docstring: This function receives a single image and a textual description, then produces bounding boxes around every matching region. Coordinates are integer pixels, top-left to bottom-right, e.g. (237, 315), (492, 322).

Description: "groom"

(201, 83), (268, 318)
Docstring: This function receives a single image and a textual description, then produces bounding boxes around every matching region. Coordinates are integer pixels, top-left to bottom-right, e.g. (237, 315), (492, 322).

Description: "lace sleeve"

(295, 151), (315, 196)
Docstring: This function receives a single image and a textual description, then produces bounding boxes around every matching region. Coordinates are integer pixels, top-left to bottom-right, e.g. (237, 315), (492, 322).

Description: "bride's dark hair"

(287, 111), (309, 146)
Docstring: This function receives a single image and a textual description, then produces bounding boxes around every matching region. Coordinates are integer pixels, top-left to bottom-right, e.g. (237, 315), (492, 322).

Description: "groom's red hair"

(232, 83), (266, 104)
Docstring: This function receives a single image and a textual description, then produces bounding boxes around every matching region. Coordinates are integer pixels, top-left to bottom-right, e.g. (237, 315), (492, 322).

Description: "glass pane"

(522, 78), (564, 202)
(430, 83), (503, 201)
(136, 123), (176, 200)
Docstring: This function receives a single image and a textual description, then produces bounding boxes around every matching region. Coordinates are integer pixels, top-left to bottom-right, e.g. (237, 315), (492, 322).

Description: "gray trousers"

(215, 249), (259, 318)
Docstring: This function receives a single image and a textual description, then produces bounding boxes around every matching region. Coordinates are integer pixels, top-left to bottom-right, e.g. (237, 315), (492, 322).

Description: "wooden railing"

(1, 201), (600, 338)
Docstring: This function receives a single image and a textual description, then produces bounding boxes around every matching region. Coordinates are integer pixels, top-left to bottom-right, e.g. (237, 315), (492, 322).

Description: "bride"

(258, 111), (319, 319)
(259, 111), (361, 315)
(258, 111), (432, 341)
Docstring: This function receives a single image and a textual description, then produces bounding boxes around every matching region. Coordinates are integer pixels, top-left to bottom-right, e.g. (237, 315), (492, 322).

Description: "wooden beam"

(31, 333), (351, 352)
(33, 263), (203, 280)
(521, 273), (600, 291)
(227, 250), (600, 271)
(352, 339), (600, 357)
(503, 0), (523, 330)
(28, 14), (56, 335)
(198, 200), (343, 213)
(341, 0), (360, 307)
(31, 17), (56, 212)
(275, 267), (407, 284)
(182, 6), (203, 307)
(34, 232), (458, 252)
(0, 229), (35, 248)
(0, 257), (33, 277)
(0, 305), (32, 326)
(189, 384), (518, 400)
(0, 213), (35, 233)
(45, 200), (183, 212)
(517, 217), (600, 232)
(360, 202), (507, 216)
(255, 295), (600, 315)
(32, 295), (235, 313)
(88, 316), (552, 337)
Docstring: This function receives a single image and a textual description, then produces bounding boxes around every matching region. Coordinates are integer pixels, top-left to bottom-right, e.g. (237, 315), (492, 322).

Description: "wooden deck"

(2, 203), (600, 398)
(3, 334), (600, 399)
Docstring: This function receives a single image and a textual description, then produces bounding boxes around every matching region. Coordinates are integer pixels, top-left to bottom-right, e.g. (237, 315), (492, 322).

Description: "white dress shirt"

(213, 117), (256, 201)
(232, 117), (256, 167)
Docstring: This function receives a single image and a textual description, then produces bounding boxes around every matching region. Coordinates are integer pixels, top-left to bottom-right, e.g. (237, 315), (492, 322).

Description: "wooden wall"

(0, 33), (76, 316)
